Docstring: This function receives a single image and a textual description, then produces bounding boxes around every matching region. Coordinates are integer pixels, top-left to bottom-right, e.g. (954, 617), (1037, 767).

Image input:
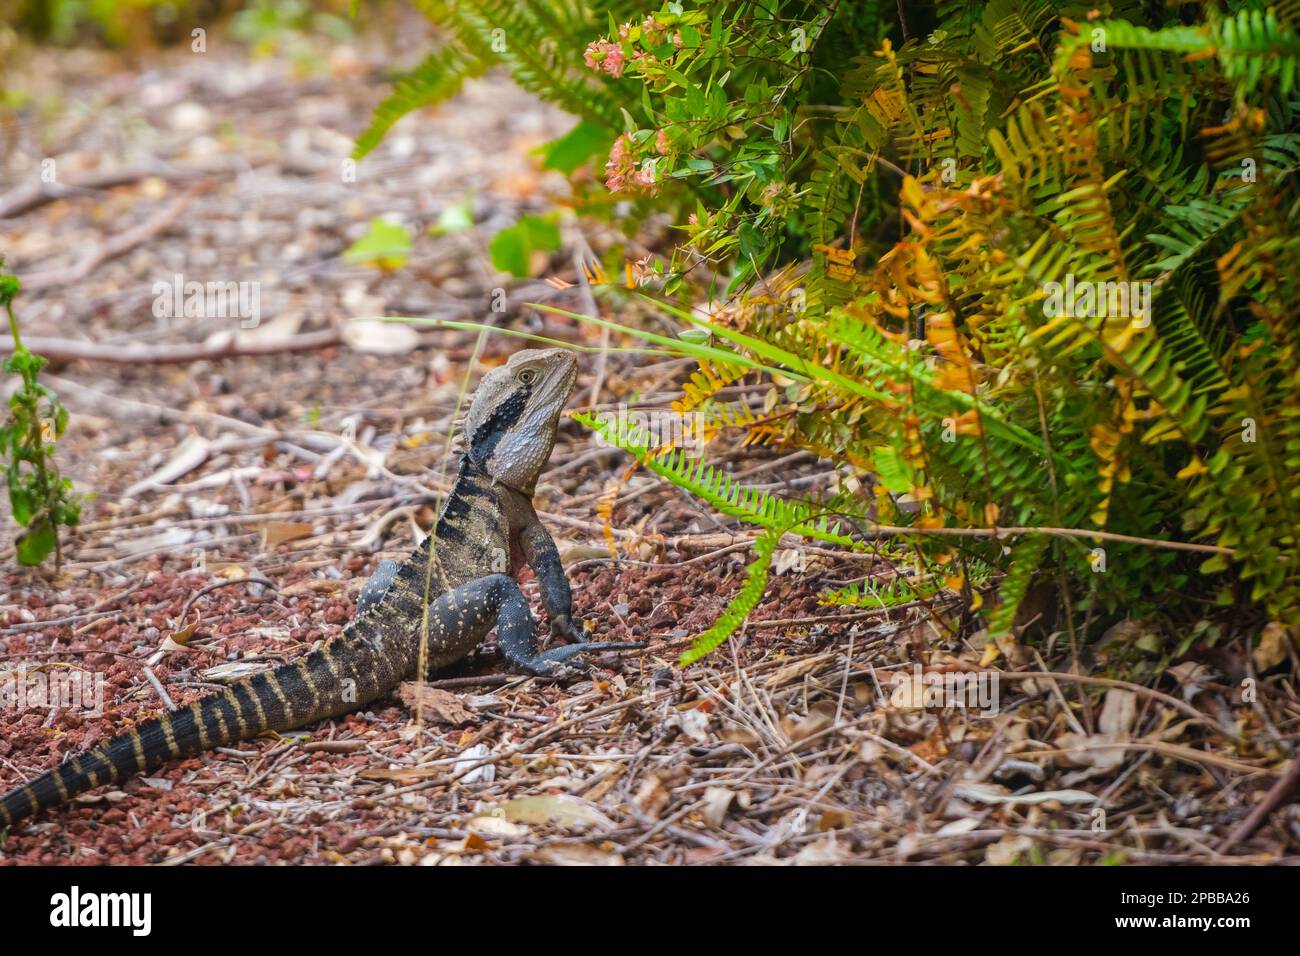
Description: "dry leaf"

(398, 683), (476, 725)
(780, 702), (836, 745)
(342, 318), (419, 356)
(1053, 687), (1139, 779)
(525, 845), (625, 866)
(700, 786), (734, 827)
(719, 723), (762, 748)
(634, 775), (671, 820)
(201, 661), (274, 683)
(72, 790), (128, 806)
(466, 815), (530, 838)
(665, 708), (711, 743)
(764, 653), (832, 688)
(935, 817), (981, 836)
(454, 743), (495, 785)
(1098, 688), (1137, 737)
(771, 548), (806, 576)
(165, 609), (202, 648)
(818, 809), (853, 831)
(261, 521), (315, 549)
(280, 578), (347, 597)
(358, 766), (442, 782)
(994, 631), (1022, 664)
(499, 795), (613, 830)
(1253, 621), (1292, 672)
(1055, 731), (1127, 774)
(980, 640), (1000, 667)
(793, 836), (851, 865)
(1166, 661), (1213, 700)
(632, 769), (692, 821)
(985, 835), (1033, 866)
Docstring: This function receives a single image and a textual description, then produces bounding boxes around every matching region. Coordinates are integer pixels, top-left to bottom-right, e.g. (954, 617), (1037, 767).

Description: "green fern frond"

(573, 409), (864, 549)
(820, 574), (939, 609)
(987, 534), (1051, 636)
(680, 525), (782, 665)
(353, 45), (486, 159)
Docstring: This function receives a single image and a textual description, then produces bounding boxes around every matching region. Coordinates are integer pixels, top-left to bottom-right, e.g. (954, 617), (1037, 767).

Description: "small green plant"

(1, 261), (81, 568)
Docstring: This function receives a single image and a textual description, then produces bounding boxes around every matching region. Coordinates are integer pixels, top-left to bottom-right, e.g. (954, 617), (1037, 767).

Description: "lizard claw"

(549, 613), (588, 643)
(520, 638), (649, 678)
(521, 645), (588, 679)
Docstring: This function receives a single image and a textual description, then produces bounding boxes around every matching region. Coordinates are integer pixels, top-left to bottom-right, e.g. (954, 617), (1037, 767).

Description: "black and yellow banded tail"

(0, 632), (391, 828)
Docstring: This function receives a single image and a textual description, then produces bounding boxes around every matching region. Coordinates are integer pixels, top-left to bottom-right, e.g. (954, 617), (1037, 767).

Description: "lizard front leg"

(417, 571), (600, 676)
(515, 520), (645, 671)
(519, 519), (583, 642)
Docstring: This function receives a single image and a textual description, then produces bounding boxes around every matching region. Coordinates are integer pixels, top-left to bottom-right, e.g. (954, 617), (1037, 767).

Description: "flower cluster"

(604, 133), (658, 193)
(584, 15), (687, 83)
(583, 38), (625, 78)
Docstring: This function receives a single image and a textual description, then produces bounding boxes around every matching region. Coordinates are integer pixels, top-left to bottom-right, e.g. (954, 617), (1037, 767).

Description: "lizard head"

(464, 347), (578, 493)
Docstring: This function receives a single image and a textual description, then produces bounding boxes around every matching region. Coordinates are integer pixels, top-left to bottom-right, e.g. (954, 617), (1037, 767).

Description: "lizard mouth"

(536, 350), (579, 408)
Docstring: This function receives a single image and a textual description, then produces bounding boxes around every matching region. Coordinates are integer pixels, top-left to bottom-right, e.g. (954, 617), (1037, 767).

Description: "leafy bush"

(364, 1), (1300, 661)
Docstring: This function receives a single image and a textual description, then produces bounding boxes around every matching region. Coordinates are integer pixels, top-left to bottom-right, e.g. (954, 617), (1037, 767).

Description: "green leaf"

(8, 481), (33, 525)
(489, 215), (561, 278)
(16, 518), (55, 566)
(431, 197), (475, 236)
(872, 446), (914, 494)
(0, 273), (19, 306)
(343, 218), (412, 271)
(489, 228), (528, 278)
(539, 118), (613, 175)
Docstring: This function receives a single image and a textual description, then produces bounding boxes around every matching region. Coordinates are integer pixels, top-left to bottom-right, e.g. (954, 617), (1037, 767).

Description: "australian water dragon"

(0, 347), (639, 827)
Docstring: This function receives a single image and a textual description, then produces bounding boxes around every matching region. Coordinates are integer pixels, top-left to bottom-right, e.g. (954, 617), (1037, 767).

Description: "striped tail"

(0, 620), (405, 828)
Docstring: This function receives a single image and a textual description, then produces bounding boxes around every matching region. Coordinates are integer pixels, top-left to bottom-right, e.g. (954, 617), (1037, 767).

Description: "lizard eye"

(517, 368), (539, 385)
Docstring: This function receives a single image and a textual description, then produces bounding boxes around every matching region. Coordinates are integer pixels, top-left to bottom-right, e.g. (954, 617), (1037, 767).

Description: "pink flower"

(642, 17), (668, 46)
(655, 129), (671, 155)
(603, 47), (625, 78)
(633, 164), (657, 189)
(583, 38), (625, 78)
(604, 133), (636, 192)
(604, 134), (659, 194)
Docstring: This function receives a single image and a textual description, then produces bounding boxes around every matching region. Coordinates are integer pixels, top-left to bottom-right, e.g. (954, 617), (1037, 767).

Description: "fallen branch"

(1219, 757), (1300, 851)
(0, 160), (228, 219)
(19, 184), (208, 291)
(0, 328), (343, 365)
(1026, 741), (1277, 777)
(992, 670), (1217, 728)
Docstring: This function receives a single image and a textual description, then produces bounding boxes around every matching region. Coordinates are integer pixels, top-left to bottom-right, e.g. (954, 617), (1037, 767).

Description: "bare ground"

(1, 26), (1297, 865)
